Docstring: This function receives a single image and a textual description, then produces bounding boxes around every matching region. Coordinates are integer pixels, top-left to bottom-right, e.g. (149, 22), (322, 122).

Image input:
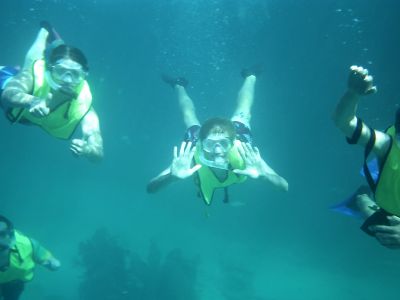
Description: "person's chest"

(47, 92), (70, 110)
(211, 168), (229, 181)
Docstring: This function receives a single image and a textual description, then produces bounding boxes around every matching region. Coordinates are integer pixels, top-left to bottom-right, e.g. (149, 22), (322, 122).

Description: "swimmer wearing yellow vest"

(0, 215), (60, 299)
(0, 22), (103, 162)
(147, 68), (288, 205)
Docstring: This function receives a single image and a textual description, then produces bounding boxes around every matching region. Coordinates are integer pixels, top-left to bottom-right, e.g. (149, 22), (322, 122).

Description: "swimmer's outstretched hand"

(170, 141), (201, 179)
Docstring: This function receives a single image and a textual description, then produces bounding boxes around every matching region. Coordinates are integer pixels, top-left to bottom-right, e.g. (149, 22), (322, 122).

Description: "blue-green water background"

(1, 0), (400, 299)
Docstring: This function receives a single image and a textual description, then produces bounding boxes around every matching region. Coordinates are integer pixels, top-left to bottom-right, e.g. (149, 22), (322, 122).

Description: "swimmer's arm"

(333, 90), (390, 160)
(332, 66), (391, 159)
(30, 238), (61, 271)
(146, 167), (178, 193)
(1, 69), (36, 108)
(259, 159), (289, 192)
(30, 238), (54, 265)
(80, 109), (104, 162)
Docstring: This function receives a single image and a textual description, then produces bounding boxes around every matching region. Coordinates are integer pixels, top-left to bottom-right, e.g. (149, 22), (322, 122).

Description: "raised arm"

(146, 167), (177, 193)
(258, 158), (289, 191)
(232, 141), (288, 191)
(2, 69), (35, 108)
(332, 66), (390, 159)
(146, 141), (201, 193)
(1, 69), (52, 118)
(70, 108), (104, 162)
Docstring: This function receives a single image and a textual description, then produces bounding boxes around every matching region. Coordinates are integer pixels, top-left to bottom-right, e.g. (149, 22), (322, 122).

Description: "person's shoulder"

(373, 129), (392, 158)
(13, 230), (33, 249)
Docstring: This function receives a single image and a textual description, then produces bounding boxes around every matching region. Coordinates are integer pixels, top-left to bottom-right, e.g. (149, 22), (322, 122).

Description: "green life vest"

(194, 141), (247, 205)
(0, 231), (35, 283)
(374, 126), (400, 216)
(7, 59), (92, 140)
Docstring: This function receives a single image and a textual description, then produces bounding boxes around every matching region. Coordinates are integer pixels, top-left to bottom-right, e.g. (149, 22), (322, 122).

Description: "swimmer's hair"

(199, 117), (236, 142)
(48, 44), (89, 72)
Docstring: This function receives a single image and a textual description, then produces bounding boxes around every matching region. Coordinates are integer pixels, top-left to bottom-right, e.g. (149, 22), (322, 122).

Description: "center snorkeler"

(147, 66), (288, 205)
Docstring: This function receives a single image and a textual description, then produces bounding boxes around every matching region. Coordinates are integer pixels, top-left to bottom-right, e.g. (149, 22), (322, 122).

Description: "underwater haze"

(1, 0), (400, 299)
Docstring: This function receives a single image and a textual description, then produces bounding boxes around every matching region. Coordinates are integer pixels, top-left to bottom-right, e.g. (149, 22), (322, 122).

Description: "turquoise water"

(1, 0), (400, 299)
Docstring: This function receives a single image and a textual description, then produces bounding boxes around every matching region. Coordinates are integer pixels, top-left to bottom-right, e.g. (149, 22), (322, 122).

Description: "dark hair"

(0, 215), (13, 232)
(48, 44), (89, 72)
(199, 117), (236, 141)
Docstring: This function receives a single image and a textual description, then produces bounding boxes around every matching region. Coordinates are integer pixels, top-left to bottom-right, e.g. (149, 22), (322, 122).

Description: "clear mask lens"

(0, 230), (11, 250)
(202, 138), (232, 153)
(50, 59), (86, 85)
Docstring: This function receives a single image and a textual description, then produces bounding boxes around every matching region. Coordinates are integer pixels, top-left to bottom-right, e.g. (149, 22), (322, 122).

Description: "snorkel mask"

(0, 222), (14, 252)
(198, 137), (233, 170)
(46, 58), (86, 94)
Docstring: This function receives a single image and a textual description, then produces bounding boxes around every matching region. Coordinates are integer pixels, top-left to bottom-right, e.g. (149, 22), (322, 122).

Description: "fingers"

(190, 164), (202, 174)
(70, 139), (86, 156)
(29, 101), (50, 117)
(350, 65), (368, 75)
(70, 144), (82, 155)
(176, 141), (194, 158)
(236, 141), (246, 159)
(244, 143), (255, 157)
(232, 169), (245, 175)
(348, 65), (377, 95)
(253, 146), (261, 157)
(71, 139), (85, 147)
(179, 141), (186, 156)
(369, 224), (397, 234)
(189, 145), (197, 159)
(184, 141), (193, 156)
(388, 216), (400, 226)
(43, 258), (61, 271)
(31, 107), (49, 117)
(375, 233), (400, 249)
(42, 106), (50, 115)
(365, 86), (377, 95)
(240, 142), (260, 162)
(364, 75), (377, 94)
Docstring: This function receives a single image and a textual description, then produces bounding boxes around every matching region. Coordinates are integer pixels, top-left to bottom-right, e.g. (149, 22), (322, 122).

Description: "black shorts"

(0, 280), (25, 300)
(183, 121), (252, 145)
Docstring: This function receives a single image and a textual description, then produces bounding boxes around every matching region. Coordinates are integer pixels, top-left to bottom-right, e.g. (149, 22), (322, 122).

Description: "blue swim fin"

(0, 66), (19, 90)
(360, 158), (379, 182)
(330, 185), (371, 219)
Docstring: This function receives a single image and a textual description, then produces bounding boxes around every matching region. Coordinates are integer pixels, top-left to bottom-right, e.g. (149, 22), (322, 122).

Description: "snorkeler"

(332, 65), (400, 249)
(0, 22), (104, 162)
(147, 66), (288, 205)
(0, 215), (60, 300)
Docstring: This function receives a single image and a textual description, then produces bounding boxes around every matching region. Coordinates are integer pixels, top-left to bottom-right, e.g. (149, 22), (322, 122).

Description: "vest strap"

(363, 129), (377, 192)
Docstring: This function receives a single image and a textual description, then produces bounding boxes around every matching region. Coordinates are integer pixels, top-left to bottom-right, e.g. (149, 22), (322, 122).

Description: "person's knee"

(231, 113), (251, 129)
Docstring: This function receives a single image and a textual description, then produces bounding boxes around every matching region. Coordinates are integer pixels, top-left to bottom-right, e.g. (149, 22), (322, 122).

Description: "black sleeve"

(346, 117), (368, 144)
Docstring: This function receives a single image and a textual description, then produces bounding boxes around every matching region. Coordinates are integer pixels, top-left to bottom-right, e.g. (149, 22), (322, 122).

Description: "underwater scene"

(1, 0), (400, 299)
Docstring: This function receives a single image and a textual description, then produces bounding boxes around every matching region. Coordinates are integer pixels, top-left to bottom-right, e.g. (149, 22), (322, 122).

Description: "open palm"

(233, 142), (264, 178)
(171, 141), (201, 179)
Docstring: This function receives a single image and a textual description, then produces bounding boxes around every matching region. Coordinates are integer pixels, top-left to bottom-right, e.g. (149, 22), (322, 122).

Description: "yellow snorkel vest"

(0, 231), (35, 283)
(374, 126), (400, 216)
(194, 141), (247, 205)
(7, 59), (92, 140)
